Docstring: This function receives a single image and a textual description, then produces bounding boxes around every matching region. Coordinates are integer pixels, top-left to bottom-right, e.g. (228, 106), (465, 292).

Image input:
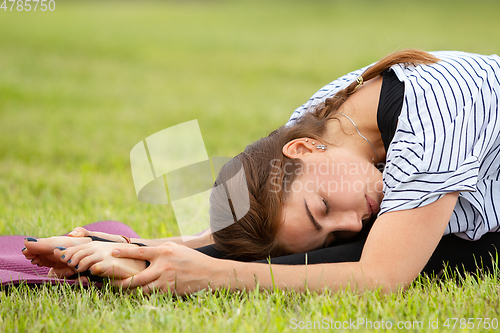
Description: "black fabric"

(88, 235), (148, 248)
(260, 232), (500, 276)
(88, 235), (117, 242)
(196, 233), (500, 276)
(377, 69), (405, 152)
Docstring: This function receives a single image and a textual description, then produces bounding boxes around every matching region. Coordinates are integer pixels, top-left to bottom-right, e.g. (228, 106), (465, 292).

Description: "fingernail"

(87, 269), (92, 275)
(112, 249), (120, 256)
(64, 270), (74, 277)
(55, 247), (66, 251)
(21, 247), (26, 252)
(61, 254), (66, 259)
(31, 259), (34, 262)
(25, 237), (37, 242)
(75, 264), (79, 269)
(68, 231), (77, 236)
(68, 259), (72, 264)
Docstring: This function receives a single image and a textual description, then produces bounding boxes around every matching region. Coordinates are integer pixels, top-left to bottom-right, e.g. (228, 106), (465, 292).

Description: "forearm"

(214, 260), (394, 293)
(131, 233), (213, 249)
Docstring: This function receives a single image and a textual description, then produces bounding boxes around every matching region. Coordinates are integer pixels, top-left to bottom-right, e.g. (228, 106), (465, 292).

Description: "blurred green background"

(1, 0), (500, 238)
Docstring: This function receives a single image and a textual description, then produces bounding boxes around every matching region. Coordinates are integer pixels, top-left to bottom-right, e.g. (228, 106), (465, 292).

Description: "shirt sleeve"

(286, 64), (372, 126)
(379, 117), (480, 216)
(380, 52), (500, 218)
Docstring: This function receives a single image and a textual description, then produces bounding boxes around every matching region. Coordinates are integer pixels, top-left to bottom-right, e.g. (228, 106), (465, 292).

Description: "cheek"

(278, 227), (316, 253)
(318, 173), (364, 196)
(372, 177), (384, 193)
(366, 170), (384, 194)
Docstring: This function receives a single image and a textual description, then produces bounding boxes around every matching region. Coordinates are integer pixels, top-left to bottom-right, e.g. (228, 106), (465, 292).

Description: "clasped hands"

(111, 241), (221, 295)
(22, 228), (223, 295)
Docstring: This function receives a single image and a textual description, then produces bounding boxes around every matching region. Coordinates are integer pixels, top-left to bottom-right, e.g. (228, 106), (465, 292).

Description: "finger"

(87, 261), (118, 278)
(142, 281), (157, 295)
(74, 275), (89, 284)
(24, 253), (37, 260)
(68, 227), (89, 237)
(111, 246), (156, 261)
(55, 241), (95, 263)
(111, 268), (162, 289)
(87, 261), (119, 278)
(76, 254), (104, 273)
(142, 279), (171, 295)
(22, 247), (37, 260)
(143, 278), (177, 295)
(92, 231), (124, 243)
(54, 246), (94, 270)
(36, 255), (64, 268)
(63, 250), (101, 273)
(48, 267), (76, 278)
(47, 267), (57, 277)
(24, 252), (38, 261)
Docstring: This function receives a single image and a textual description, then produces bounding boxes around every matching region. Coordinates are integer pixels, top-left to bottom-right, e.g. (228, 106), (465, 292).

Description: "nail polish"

(21, 247), (26, 252)
(75, 264), (79, 269)
(55, 246), (66, 251)
(68, 259), (72, 264)
(31, 259), (34, 262)
(25, 237), (37, 242)
(87, 269), (92, 275)
(61, 254), (66, 259)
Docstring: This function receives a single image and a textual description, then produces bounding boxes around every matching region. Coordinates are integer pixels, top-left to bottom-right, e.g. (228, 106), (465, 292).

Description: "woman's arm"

(69, 227), (214, 248)
(225, 192), (459, 293)
(130, 230), (213, 248)
(111, 192), (459, 295)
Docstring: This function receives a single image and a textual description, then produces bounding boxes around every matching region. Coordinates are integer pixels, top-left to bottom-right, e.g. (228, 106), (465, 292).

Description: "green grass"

(1, 273), (499, 332)
(1, 0), (500, 331)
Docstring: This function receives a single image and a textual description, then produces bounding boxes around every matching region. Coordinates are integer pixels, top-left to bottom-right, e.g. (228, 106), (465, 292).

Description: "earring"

(316, 145), (326, 150)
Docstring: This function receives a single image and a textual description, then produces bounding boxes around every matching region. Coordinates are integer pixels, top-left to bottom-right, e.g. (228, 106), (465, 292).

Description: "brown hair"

(210, 49), (439, 261)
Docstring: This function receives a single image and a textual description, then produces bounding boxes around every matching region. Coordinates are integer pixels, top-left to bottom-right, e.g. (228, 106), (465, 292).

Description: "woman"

(23, 49), (500, 294)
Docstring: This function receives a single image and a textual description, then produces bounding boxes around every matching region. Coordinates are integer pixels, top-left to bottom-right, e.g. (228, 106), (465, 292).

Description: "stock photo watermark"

(289, 317), (499, 330)
(268, 158), (384, 195)
(1, 0), (55, 11)
(130, 119), (249, 241)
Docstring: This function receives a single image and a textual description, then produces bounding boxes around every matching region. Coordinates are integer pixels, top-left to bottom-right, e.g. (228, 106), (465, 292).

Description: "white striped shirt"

(286, 51), (500, 240)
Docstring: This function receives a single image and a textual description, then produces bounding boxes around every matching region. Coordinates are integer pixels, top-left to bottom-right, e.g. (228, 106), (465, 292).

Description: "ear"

(282, 139), (313, 159)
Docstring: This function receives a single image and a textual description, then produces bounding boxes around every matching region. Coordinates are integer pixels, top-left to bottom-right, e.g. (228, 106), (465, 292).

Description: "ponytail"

(315, 49), (439, 119)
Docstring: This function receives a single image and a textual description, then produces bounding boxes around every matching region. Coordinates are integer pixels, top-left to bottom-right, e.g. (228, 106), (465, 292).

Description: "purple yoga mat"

(0, 221), (140, 287)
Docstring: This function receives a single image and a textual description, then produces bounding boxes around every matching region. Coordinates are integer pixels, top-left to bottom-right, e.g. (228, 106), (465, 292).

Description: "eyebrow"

(304, 199), (322, 231)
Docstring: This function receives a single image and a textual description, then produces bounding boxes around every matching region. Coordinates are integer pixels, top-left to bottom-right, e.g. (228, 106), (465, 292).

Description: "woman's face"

(276, 145), (384, 253)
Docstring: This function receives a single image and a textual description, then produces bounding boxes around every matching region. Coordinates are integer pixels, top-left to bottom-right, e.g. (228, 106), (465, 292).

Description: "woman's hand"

(55, 241), (147, 279)
(110, 242), (224, 295)
(68, 227), (129, 243)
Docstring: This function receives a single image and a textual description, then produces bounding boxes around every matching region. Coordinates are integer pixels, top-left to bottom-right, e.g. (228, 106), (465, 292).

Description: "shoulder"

(388, 51), (500, 159)
(391, 51), (500, 93)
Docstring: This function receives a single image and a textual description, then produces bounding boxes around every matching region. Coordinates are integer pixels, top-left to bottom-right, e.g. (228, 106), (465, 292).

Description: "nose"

(323, 211), (363, 233)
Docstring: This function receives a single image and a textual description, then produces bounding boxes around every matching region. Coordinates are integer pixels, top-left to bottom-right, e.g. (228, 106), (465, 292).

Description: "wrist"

(212, 259), (245, 291)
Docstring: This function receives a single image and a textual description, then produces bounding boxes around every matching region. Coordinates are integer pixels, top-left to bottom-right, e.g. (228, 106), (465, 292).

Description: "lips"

(365, 195), (380, 218)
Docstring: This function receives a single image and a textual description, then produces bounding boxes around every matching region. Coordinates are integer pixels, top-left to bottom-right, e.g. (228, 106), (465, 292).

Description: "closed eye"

(322, 197), (330, 215)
